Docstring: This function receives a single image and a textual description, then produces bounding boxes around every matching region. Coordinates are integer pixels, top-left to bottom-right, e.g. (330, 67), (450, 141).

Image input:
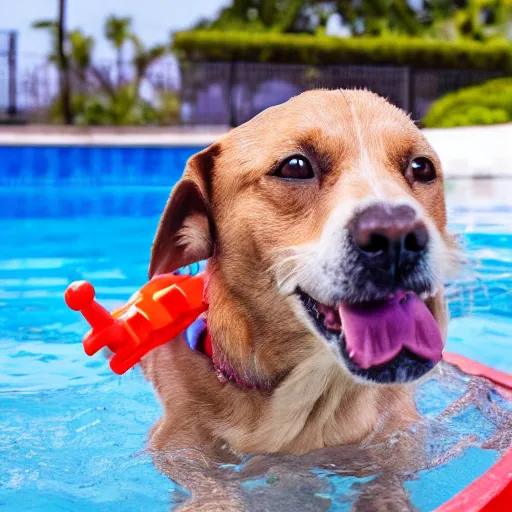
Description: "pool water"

(1, 177), (511, 511)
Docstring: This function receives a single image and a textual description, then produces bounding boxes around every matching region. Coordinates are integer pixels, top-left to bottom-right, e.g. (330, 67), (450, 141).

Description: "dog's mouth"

(297, 290), (443, 384)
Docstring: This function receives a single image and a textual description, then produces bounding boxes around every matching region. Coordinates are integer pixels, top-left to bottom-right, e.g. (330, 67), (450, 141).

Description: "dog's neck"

(187, 314), (273, 391)
(195, 325), (277, 392)
(204, 266), (321, 393)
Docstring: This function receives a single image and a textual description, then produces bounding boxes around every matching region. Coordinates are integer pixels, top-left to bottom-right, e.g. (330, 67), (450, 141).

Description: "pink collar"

(192, 322), (260, 391)
(182, 272), (265, 391)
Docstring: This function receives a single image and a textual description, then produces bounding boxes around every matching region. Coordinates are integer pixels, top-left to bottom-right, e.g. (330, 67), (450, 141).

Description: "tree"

(32, 20), (59, 64)
(68, 30), (94, 73)
(33, 0), (74, 123)
(131, 37), (167, 93)
(105, 15), (132, 86)
(57, 0), (73, 124)
(192, 0), (512, 39)
(196, 0), (313, 33)
(334, 0), (423, 36)
(33, 10), (171, 125)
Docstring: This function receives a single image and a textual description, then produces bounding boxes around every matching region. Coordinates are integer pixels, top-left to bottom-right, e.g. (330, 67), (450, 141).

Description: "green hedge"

(423, 77), (512, 128)
(173, 31), (512, 71)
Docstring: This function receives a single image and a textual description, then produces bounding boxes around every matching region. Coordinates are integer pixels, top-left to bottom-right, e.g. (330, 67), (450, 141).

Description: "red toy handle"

(64, 281), (128, 356)
(65, 281), (115, 338)
(64, 273), (207, 374)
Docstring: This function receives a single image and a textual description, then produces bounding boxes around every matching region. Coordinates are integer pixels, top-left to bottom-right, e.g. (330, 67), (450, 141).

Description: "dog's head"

(150, 90), (458, 390)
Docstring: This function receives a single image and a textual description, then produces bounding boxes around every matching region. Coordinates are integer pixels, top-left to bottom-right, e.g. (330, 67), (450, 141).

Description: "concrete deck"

(423, 123), (512, 179)
(0, 123), (511, 179)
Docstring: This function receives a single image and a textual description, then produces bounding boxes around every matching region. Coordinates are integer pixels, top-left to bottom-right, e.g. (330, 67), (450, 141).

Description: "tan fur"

(141, 90), (454, 482)
(176, 213), (212, 259)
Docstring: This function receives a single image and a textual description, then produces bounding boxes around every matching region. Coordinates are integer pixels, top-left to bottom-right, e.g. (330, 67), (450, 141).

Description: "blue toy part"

(185, 317), (207, 351)
(173, 260), (208, 350)
(173, 260), (207, 277)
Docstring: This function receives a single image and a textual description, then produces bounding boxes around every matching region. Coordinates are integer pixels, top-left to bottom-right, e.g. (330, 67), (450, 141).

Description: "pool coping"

(0, 123), (511, 179)
(0, 126), (228, 147)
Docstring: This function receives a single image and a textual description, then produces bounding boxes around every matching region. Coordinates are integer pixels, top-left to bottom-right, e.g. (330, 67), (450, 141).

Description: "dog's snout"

(350, 204), (429, 275)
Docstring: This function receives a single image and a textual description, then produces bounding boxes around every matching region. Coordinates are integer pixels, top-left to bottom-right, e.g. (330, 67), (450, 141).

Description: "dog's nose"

(350, 204), (429, 274)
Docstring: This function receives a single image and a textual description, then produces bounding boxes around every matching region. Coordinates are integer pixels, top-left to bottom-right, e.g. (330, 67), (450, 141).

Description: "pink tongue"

(338, 292), (443, 370)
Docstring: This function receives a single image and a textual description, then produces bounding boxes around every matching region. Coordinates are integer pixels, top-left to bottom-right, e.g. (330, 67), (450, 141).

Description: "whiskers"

(268, 246), (310, 294)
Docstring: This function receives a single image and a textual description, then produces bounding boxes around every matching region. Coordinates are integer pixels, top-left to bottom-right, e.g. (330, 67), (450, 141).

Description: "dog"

(140, 89), (459, 509)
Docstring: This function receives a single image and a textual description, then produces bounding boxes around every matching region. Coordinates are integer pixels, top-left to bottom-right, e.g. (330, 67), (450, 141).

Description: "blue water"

(0, 145), (200, 187)
(0, 156), (511, 511)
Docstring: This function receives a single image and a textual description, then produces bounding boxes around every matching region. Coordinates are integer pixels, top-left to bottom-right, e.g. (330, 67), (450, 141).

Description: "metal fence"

(180, 61), (505, 126)
(0, 31), (17, 122)
(1, 38), (507, 126)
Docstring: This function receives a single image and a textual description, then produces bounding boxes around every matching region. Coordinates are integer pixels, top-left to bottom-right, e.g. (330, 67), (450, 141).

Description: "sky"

(3, 0), (230, 66)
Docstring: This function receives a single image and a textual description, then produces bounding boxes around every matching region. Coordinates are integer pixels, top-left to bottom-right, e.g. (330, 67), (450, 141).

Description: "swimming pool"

(0, 146), (511, 511)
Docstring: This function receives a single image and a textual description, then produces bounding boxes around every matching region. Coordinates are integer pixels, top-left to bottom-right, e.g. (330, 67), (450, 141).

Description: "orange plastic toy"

(64, 273), (207, 374)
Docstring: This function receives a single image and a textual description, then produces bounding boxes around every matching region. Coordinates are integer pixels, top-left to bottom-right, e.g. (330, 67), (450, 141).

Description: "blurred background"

(1, 3), (511, 510)
(1, 0), (512, 128)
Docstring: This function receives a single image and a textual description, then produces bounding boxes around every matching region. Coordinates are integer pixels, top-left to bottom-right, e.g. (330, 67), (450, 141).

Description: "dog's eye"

(273, 156), (314, 180)
(406, 157), (436, 184)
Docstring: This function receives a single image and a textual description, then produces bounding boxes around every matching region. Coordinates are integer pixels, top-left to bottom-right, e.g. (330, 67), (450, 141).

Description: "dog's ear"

(149, 145), (219, 278)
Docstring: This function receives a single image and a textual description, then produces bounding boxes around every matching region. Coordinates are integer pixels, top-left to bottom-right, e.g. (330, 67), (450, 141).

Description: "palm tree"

(33, 8), (169, 125)
(130, 36), (167, 91)
(57, 0), (72, 124)
(32, 21), (58, 63)
(68, 30), (94, 73)
(33, 0), (73, 123)
(105, 15), (132, 87)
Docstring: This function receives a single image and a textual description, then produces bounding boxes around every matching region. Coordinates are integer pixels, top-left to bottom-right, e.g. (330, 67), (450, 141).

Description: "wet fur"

(140, 90), (458, 509)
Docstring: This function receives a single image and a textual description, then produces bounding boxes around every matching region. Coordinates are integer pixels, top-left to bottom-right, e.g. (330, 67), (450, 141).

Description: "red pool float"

(436, 353), (512, 512)
(64, 271), (511, 511)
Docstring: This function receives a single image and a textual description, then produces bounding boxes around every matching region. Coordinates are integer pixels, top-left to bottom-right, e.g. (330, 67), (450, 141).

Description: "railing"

(180, 61), (505, 126)
(1, 47), (507, 126)
(0, 31), (17, 122)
